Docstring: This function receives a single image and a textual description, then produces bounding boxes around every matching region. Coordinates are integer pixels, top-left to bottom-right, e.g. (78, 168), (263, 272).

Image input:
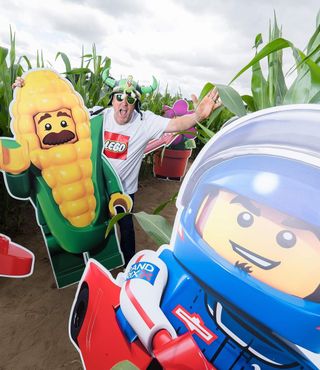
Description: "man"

(101, 71), (221, 264)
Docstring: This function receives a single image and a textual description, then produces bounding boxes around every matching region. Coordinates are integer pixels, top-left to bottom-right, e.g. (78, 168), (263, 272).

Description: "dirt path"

(0, 175), (181, 370)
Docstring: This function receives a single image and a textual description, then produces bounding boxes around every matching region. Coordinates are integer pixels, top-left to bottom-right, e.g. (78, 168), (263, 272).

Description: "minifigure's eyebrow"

(37, 113), (51, 124)
(57, 111), (71, 118)
(282, 217), (320, 240)
(230, 195), (261, 216)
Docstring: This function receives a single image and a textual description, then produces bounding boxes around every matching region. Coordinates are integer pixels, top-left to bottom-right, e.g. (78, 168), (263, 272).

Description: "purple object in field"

(162, 99), (196, 145)
(163, 99), (193, 118)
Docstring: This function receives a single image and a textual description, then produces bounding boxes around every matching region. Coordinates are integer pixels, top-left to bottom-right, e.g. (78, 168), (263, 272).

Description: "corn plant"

(0, 27), (33, 231)
(56, 44), (111, 108)
(140, 86), (182, 115)
(135, 10), (320, 246)
(195, 11), (320, 149)
(0, 27), (32, 137)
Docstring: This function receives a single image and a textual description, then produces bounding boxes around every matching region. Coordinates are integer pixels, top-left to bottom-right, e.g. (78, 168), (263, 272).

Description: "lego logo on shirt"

(103, 131), (129, 160)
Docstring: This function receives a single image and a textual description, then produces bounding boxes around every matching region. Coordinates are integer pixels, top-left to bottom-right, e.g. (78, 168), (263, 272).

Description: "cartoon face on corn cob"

(7, 69), (95, 227)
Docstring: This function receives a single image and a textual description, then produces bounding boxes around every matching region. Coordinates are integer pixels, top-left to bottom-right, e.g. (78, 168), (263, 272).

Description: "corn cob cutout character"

(1, 69), (132, 288)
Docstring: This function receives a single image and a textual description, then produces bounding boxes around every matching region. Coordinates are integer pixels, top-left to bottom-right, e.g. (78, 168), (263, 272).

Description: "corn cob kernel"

(75, 139), (92, 159)
(69, 212), (95, 228)
(78, 159), (93, 178)
(58, 181), (87, 202)
(48, 145), (78, 166)
(63, 197), (90, 218)
(42, 168), (57, 188)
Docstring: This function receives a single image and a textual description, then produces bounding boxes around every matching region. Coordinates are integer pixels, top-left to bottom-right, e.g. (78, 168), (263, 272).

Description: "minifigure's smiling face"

(196, 189), (320, 299)
(34, 108), (78, 149)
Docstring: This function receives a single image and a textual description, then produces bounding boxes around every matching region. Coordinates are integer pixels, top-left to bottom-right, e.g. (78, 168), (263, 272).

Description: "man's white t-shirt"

(102, 108), (170, 194)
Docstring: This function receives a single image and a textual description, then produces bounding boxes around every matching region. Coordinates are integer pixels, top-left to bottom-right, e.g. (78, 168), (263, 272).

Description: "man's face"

(33, 108), (78, 149)
(112, 93), (136, 125)
(195, 189), (320, 299)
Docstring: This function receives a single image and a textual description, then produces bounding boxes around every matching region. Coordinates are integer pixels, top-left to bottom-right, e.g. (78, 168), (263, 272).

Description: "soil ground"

(0, 173), (182, 370)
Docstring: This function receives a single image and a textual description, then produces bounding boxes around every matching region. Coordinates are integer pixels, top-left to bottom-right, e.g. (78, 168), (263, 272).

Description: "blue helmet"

(172, 105), (320, 353)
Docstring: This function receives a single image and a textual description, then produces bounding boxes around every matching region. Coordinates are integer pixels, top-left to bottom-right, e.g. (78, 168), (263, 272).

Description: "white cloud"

(0, 0), (319, 99)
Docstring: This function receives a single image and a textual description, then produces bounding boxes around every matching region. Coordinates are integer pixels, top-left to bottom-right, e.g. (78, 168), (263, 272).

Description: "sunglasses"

(115, 93), (137, 105)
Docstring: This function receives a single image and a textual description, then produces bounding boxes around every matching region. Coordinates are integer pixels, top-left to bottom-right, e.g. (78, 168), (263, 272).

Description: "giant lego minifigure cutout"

(70, 105), (320, 369)
(0, 69), (132, 288)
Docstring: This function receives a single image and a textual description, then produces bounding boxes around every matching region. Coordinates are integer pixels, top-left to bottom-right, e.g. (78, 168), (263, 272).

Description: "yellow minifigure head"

(175, 155), (320, 303)
(10, 69), (90, 155)
(195, 187), (320, 300)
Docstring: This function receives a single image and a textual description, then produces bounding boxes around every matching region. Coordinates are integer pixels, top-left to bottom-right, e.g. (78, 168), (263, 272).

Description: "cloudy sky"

(0, 0), (319, 99)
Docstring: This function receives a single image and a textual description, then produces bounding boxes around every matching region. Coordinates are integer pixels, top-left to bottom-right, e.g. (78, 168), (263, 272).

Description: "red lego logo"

(103, 131), (129, 160)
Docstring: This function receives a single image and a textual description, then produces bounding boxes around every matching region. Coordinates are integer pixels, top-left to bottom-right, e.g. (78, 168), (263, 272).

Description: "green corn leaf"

(215, 84), (247, 117)
(267, 14), (287, 105)
(17, 55), (32, 70)
(153, 191), (178, 215)
(284, 47), (320, 103)
(0, 47), (8, 65)
(55, 51), (72, 72)
(251, 62), (270, 110)
(196, 121), (215, 139)
(206, 105), (223, 130)
(66, 67), (92, 75)
(306, 12), (320, 57)
(196, 133), (208, 145)
(95, 55), (102, 75)
(253, 33), (263, 49)
(198, 82), (214, 102)
(36, 50), (44, 68)
(103, 56), (112, 70)
(134, 211), (172, 246)
(105, 212), (130, 238)
(229, 38), (292, 84)
(309, 90), (320, 103)
(241, 95), (256, 112)
(9, 26), (16, 69)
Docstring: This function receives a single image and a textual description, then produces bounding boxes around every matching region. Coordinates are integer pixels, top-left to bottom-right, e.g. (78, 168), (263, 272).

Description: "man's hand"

(192, 88), (221, 122)
(108, 193), (133, 216)
(165, 88), (222, 133)
(12, 77), (25, 89)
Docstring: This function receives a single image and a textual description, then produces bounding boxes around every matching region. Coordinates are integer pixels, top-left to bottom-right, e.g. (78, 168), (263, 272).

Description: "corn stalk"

(56, 44), (111, 108)
(0, 27), (32, 231)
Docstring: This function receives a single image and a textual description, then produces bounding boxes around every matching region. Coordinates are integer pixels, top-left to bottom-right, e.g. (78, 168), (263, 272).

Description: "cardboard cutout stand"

(0, 69), (132, 288)
(70, 105), (320, 369)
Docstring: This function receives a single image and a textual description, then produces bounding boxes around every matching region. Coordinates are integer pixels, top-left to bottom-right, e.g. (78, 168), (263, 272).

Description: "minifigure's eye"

(45, 123), (52, 131)
(237, 212), (254, 228)
(60, 120), (68, 128)
(276, 230), (296, 248)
